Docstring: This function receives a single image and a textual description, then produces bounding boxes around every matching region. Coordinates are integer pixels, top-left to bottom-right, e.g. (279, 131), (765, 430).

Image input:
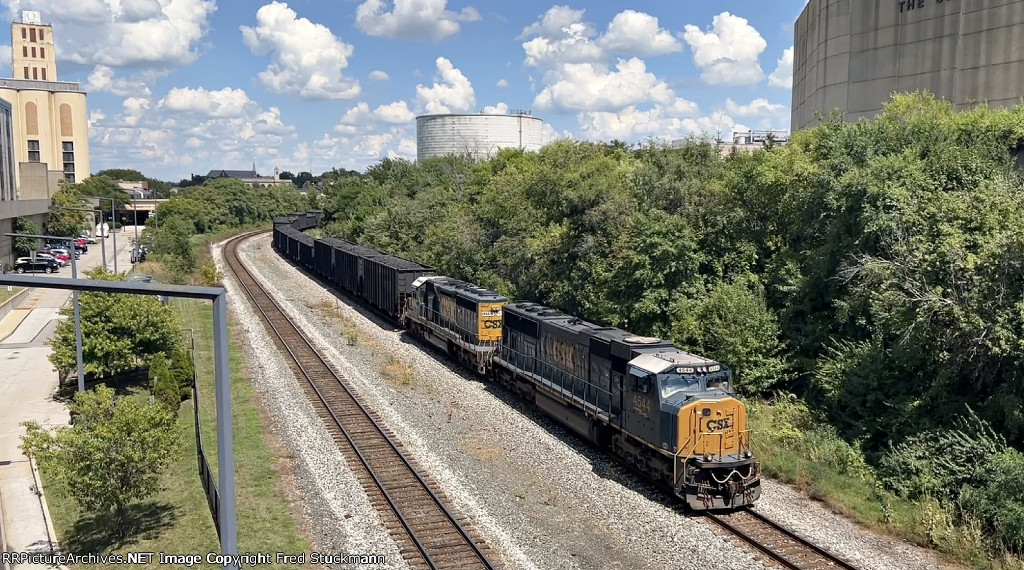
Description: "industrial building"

(792, 0), (1024, 130)
(416, 111), (545, 161)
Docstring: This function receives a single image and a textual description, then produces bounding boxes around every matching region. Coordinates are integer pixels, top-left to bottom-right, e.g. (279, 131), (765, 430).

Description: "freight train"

(272, 212), (761, 510)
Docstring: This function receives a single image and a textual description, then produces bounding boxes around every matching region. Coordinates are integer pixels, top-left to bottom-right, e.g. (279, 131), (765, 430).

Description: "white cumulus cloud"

(89, 84), (298, 180)
(683, 12), (767, 86)
(597, 10), (681, 56)
(725, 98), (786, 117)
(241, 2), (360, 100)
(520, 6), (601, 70)
(369, 70), (390, 81)
(355, 0), (480, 41)
(579, 105), (733, 143)
(374, 101), (415, 123)
(415, 57), (475, 114)
(158, 86), (253, 118)
(482, 102), (509, 114)
(4, 0), (217, 69)
(86, 65), (152, 97)
(534, 58), (674, 112)
(769, 46), (794, 88)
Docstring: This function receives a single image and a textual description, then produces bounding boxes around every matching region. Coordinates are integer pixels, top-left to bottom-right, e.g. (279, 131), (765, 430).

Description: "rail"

(224, 230), (498, 570)
(706, 508), (862, 570)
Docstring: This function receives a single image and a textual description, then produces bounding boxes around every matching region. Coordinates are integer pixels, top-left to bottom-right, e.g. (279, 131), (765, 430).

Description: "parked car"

(47, 242), (81, 258)
(46, 247), (77, 261)
(38, 249), (71, 266)
(79, 233), (98, 244)
(74, 238), (88, 253)
(13, 257), (60, 273)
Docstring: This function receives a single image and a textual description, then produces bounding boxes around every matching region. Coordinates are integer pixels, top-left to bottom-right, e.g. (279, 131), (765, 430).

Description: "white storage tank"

(416, 112), (545, 162)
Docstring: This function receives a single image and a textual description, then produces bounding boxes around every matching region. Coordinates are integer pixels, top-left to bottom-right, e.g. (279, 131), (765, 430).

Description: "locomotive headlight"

(703, 453), (713, 462)
(709, 365), (721, 372)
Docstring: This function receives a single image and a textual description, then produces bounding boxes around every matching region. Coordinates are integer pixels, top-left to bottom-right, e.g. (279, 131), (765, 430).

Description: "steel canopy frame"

(0, 274), (239, 569)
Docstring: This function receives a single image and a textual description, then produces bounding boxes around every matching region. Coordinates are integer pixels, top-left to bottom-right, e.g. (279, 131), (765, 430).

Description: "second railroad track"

(224, 231), (499, 570)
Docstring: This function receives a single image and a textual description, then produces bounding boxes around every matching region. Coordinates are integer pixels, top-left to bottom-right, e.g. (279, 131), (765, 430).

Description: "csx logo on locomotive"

(705, 418), (732, 432)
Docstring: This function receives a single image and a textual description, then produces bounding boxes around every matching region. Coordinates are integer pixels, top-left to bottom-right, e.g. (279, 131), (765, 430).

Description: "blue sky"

(0, 0), (808, 182)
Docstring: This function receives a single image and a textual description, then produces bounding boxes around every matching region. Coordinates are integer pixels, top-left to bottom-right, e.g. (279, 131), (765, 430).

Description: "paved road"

(0, 230), (136, 568)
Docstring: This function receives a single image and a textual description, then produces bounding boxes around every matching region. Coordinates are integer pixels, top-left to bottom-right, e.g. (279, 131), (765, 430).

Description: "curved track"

(224, 231), (500, 570)
(707, 508), (861, 570)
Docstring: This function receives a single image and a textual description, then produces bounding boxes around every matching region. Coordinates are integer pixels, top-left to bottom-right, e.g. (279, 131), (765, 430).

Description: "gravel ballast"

(213, 241), (409, 569)
(220, 234), (954, 570)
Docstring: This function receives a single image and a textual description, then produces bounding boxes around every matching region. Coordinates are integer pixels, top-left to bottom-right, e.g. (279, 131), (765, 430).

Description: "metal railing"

(189, 327), (220, 537)
(498, 343), (614, 414)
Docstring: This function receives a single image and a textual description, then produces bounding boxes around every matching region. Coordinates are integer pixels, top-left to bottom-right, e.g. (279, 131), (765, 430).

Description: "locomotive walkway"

(0, 233), (134, 569)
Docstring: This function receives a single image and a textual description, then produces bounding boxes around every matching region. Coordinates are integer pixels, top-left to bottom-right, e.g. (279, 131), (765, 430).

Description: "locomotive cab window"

(659, 373), (703, 400)
(706, 373), (732, 392)
(632, 373), (651, 394)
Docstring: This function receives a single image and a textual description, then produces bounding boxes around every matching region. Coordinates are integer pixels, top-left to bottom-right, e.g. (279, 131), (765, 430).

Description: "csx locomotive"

(273, 213), (761, 509)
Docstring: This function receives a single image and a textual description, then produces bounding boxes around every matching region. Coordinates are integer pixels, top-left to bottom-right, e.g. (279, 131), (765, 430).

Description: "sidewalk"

(0, 231), (135, 568)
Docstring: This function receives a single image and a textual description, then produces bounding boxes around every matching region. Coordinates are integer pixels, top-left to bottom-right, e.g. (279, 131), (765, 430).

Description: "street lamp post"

(92, 197), (117, 273)
(4, 232), (85, 392)
(50, 205), (106, 271)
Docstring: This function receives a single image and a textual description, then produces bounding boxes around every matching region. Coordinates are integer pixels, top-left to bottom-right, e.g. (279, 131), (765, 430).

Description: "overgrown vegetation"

(316, 93), (1024, 566)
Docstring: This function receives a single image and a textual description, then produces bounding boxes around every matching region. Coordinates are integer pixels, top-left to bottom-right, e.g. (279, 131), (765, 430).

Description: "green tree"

(48, 268), (183, 378)
(149, 353), (179, 409)
(20, 385), (179, 536)
(170, 347), (195, 390)
(293, 171), (316, 188)
(69, 175), (129, 209)
(670, 276), (788, 396)
(12, 217), (42, 255)
(47, 185), (93, 238)
(95, 169), (145, 181)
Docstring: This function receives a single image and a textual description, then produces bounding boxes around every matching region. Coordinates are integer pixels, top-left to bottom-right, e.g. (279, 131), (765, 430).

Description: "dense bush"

(149, 353), (179, 409)
(879, 409), (1024, 553)
(48, 268), (184, 379)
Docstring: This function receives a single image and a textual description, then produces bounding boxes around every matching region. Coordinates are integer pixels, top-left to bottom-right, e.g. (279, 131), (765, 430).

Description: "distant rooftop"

(206, 169), (257, 179)
(730, 130), (790, 145)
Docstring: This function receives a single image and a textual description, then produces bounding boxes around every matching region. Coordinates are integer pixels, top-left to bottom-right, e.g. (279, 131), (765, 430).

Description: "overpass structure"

(87, 198), (166, 226)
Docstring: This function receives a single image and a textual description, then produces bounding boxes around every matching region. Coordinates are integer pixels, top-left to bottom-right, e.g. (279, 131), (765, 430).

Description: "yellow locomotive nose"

(678, 397), (749, 460)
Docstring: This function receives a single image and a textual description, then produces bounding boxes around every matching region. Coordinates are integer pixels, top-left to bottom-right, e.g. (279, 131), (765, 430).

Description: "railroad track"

(224, 231), (499, 570)
(707, 508), (861, 570)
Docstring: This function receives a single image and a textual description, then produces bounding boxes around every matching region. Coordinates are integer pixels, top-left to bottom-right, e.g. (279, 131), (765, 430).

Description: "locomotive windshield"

(658, 370), (733, 399)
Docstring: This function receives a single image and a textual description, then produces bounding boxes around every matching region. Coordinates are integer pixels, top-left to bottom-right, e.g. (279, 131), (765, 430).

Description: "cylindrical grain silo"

(416, 112), (545, 161)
